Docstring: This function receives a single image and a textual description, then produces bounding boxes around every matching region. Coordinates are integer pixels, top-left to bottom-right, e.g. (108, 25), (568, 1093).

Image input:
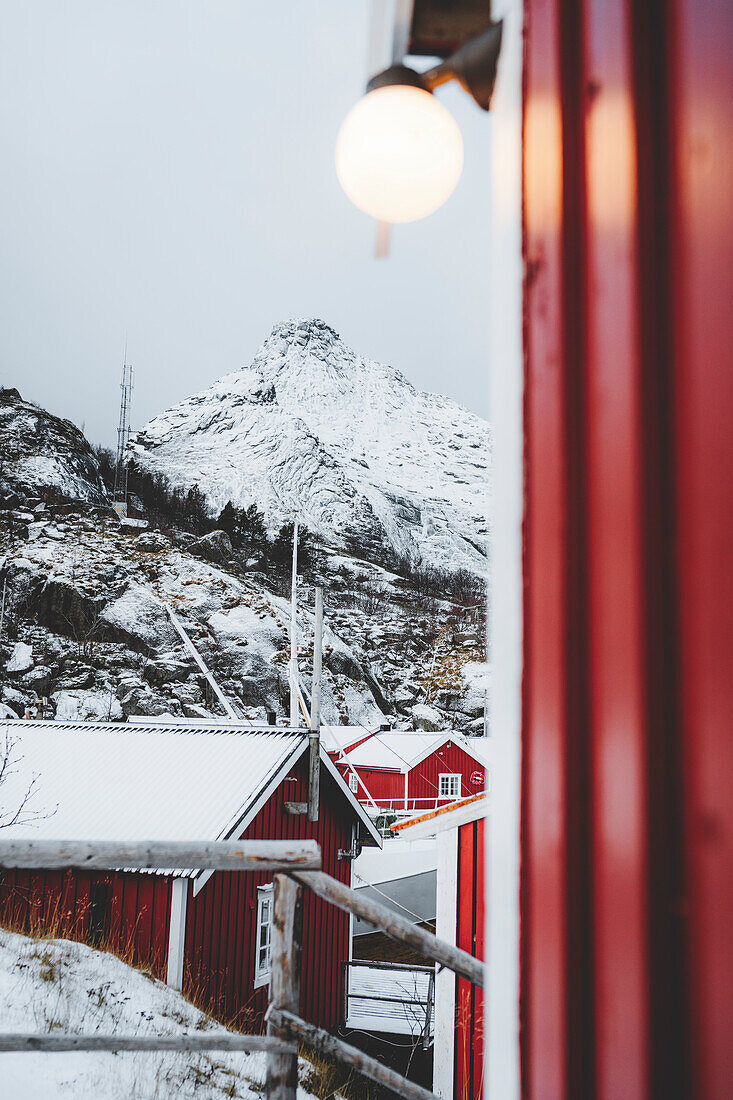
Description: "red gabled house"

(330, 730), (488, 812)
(0, 719), (380, 1029)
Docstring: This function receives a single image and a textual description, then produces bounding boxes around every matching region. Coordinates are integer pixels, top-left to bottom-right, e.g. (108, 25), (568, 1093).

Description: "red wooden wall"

(456, 816), (485, 1100)
(522, 0), (732, 1097)
(184, 756), (354, 1030)
(0, 867), (172, 976)
(337, 764), (404, 804)
(408, 741), (485, 807)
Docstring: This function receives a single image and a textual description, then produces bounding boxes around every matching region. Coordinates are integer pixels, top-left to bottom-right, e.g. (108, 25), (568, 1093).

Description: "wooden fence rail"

(267, 1006), (438, 1100)
(291, 869), (485, 987)
(0, 839), (482, 1100)
(0, 839), (321, 872)
(0, 1034), (295, 1055)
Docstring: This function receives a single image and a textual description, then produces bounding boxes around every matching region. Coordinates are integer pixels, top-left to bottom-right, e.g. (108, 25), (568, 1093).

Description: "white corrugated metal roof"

(0, 720), (305, 873)
(344, 731), (490, 773)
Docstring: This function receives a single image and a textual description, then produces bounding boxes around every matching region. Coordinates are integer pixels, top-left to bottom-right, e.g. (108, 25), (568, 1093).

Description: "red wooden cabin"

(0, 719), (380, 1029)
(393, 794), (488, 1099)
(331, 730), (488, 812)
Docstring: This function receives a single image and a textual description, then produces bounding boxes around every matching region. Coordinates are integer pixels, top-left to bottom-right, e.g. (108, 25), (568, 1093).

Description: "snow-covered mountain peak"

(131, 321), (491, 573)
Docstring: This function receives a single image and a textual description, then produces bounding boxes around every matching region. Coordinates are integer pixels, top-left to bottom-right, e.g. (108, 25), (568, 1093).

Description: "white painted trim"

(395, 794), (490, 839)
(438, 772), (461, 799)
(193, 739), (310, 896)
(433, 827), (458, 1098)
(404, 771), (409, 809)
(166, 878), (188, 990)
(487, 1), (524, 1096)
(253, 882), (274, 989)
(193, 743), (382, 898)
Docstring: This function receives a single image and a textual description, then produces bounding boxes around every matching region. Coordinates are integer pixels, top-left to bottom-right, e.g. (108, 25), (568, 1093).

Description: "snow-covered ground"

(0, 930), (327, 1099)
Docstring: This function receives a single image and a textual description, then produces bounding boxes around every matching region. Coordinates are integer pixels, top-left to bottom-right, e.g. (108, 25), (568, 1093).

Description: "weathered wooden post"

(266, 873), (303, 1100)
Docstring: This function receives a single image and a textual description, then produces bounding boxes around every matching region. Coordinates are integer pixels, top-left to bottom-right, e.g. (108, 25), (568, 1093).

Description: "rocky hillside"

(0, 385), (489, 733)
(130, 319), (491, 575)
(0, 388), (107, 506)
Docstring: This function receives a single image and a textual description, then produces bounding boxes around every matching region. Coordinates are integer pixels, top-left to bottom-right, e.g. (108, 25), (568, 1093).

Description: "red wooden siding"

(456, 816), (485, 1100)
(408, 741), (484, 807)
(337, 764), (404, 804)
(522, 0), (732, 1097)
(338, 741), (485, 810)
(0, 867), (172, 976)
(184, 755), (354, 1030)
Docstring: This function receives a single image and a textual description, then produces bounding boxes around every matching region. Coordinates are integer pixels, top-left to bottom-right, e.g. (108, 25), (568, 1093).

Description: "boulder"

(182, 703), (212, 719)
(189, 529), (233, 564)
(143, 657), (191, 687)
(132, 531), (170, 554)
(119, 684), (175, 718)
(21, 665), (52, 693)
(410, 703), (443, 732)
(6, 642), (33, 674)
(1, 686), (26, 714)
(99, 583), (177, 653)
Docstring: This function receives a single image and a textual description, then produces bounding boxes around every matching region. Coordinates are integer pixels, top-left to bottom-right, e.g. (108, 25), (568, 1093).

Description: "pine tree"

(217, 501), (238, 541)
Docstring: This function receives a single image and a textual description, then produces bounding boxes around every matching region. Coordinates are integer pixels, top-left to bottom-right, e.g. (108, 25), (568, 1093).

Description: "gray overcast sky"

(0, 1), (490, 448)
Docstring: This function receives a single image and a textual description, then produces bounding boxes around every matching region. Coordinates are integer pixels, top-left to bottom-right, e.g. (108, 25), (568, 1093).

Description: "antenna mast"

(113, 350), (134, 515)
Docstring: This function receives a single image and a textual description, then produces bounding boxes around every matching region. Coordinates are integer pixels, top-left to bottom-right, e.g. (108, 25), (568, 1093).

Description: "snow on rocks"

(460, 661), (491, 719)
(52, 689), (123, 722)
(131, 318), (491, 575)
(6, 642), (33, 674)
(189, 529), (233, 564)
(410, 703), (443, 731)
(0, 387), (108, 506)
(131, 530), (170, 553)
(99, 583), (178, 653)
(0, 929), (324, 1100)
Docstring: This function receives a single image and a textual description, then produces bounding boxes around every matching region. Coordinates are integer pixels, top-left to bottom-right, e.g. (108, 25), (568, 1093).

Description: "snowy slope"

(0, 930), (325, 1099)
(131, 319), (491, 573)
(0, 388), (107, 506)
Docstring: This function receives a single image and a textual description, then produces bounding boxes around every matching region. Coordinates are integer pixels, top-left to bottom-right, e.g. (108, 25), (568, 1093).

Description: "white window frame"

(439, 773), (461, 799)
(254, 883), (274, 989)
(348, 771), (359, 793)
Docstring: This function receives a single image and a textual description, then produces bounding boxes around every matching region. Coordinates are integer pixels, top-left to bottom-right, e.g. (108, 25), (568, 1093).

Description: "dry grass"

(298, 1048), (388, 1100)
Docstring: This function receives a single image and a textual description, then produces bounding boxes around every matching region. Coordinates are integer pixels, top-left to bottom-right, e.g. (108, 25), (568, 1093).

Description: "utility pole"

(289, 514), (299, 726)
(0, 576), (6, 644)
(113, 351), (134, 517)
(307, 587), (323, 822)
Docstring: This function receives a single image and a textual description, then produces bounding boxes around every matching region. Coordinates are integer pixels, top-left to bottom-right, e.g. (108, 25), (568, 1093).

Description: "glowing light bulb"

(335, 85), (464, 223)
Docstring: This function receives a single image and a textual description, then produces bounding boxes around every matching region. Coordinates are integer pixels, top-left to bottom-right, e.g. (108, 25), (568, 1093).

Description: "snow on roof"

(343, 730), (490, 773)
(0, 720), (306, 874)
(319, 725), (379, 754)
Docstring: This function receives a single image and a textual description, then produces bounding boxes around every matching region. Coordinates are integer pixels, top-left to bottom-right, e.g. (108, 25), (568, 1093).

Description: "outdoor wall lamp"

(336, 22), (502, 224)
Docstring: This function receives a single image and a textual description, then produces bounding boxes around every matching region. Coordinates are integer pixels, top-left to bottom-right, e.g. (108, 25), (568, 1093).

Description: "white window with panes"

(254, 883), (273, 987)
(348, 771), (359, 792)
(439, 773), (461, 798)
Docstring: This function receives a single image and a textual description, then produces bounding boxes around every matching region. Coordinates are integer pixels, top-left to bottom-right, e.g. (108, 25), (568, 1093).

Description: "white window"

(439, 773), (461, 798)
(348, 772), (359, 793)
(254, 884), (273, 987)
